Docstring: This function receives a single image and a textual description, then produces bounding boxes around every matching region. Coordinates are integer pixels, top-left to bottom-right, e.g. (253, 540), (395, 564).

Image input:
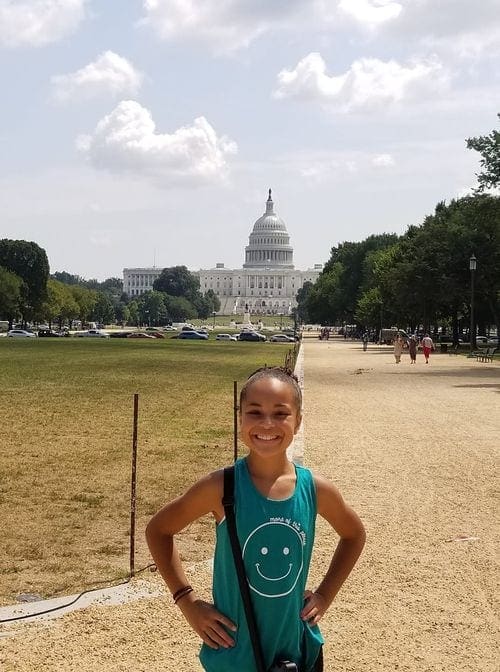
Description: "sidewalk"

(1, 340), (498, 671)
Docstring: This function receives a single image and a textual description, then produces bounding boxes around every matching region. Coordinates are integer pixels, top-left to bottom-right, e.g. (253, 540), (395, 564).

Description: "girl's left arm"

(300, 474), (366, 626)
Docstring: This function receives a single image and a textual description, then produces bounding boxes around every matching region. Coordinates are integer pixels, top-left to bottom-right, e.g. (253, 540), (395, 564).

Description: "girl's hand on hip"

(179, 598), (237, 649)
(300, 590), (327, 626)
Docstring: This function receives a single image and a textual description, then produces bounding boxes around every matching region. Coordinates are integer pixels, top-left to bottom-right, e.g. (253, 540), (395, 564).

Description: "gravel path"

(1, 340), (498, 671)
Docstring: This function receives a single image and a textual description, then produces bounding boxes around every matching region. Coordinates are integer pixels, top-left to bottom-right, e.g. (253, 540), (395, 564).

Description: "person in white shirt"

(421, 334), (434, 363)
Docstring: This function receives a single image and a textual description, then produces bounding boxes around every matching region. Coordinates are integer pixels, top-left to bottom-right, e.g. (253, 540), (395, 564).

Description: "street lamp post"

(469, 254), (477, 353)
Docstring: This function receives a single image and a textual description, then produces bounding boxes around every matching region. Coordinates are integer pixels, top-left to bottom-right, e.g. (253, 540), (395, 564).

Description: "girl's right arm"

(145, 470), (237, 650)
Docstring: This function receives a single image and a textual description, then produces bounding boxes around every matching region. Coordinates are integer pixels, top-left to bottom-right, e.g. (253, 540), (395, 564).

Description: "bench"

(476, 347), (496, 362)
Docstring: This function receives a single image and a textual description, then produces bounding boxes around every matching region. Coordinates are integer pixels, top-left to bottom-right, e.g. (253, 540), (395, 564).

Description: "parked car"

(7, 329), (36, 338)
(238, 331), (266, 342)
(270, 334), (295, 343)
(281, 330), (301, 341)
(38, 329), (63, 337)
(109, 331), (134, 338)
(487, 336), (499, 345)
(75, 329), (110, 338)
(162, 325), (177, 331)
(216, 333), (238, 341)
(127, 332), (156, 339)
(181, 324), (196, 331)
(149, 331), (165, 339)
(176, 330), (209, 340)
(475, 336), (488, 345)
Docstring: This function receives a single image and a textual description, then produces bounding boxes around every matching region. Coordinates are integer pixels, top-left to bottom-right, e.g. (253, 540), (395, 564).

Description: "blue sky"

(1, 0), (499, 280)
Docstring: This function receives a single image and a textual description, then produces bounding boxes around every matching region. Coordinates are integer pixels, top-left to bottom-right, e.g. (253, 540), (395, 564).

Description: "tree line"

(0, 249), (220, 328)
(297, 117), (500, 341)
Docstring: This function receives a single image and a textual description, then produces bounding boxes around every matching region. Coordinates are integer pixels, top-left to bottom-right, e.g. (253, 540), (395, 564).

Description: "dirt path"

(1, 340), (498, 671)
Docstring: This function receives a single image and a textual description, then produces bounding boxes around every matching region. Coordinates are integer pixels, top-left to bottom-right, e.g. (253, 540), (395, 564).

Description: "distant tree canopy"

(151, 265), (220, 322)
(298, 195), (500, 339)
(0, 239), (49, 319)
(153, 266), (199, 299)
(0, 266), (23, 325)
(466, 113), (500, 192)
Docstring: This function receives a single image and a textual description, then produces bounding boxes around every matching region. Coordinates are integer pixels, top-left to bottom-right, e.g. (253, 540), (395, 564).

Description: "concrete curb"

(0, 579), (166, 632)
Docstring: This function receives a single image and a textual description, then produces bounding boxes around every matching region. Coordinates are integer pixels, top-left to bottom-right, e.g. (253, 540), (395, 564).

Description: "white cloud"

(0, 0), (87, 48)
(274, 52), (449, 111)
(51, 51), (143, 103)
(77, 100), (237, 187)
(337, 0), (402, 27)
(377, 0), (500, 60)
(372, 153), (395, 167)
(293, 150), (397, 184)
(140, 0), (322, 53)
(89, 230), (113, 247)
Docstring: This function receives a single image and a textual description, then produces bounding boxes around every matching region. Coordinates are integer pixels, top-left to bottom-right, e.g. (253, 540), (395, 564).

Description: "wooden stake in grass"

(130, 393), (139, 578)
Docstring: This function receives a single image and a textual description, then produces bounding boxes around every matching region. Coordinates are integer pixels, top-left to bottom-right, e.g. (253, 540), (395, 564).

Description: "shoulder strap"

(223, 466), (266, 672)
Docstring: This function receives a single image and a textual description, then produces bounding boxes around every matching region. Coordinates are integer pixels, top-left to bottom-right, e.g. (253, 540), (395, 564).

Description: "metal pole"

(129, 393), (139, 578)
(233, 381), (238, 462)
(470, 268), (475, 353)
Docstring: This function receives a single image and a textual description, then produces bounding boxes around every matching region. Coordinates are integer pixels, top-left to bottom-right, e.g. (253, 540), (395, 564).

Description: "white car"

(270, 334), (295, 343)
(216, 333), (238, 341)
(7, 329), (36, 338)
(75, 329), (110, 338)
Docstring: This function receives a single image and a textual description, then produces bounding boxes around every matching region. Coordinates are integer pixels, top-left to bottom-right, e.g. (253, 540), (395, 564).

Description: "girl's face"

(240, 377), (302, 458)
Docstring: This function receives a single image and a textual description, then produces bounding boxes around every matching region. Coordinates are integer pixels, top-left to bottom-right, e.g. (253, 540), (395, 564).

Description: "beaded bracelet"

(173, 585), (193, 604)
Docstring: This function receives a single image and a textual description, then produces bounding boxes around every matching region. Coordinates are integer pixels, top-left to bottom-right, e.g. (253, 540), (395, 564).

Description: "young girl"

(146, 367), (366, 672)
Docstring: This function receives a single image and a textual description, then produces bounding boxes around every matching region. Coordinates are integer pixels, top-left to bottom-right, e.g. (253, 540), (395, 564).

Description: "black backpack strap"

(223, 466), (266, 672)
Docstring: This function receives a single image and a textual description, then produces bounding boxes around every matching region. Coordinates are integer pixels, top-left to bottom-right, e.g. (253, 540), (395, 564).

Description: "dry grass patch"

(0, 338), (289, 605)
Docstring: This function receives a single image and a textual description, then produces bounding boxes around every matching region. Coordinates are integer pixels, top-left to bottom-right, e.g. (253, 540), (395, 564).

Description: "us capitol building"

(123, 190), (322, 315)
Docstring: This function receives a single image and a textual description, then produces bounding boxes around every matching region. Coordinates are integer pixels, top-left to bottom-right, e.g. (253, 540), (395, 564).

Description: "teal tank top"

(200, 457), (323, 672)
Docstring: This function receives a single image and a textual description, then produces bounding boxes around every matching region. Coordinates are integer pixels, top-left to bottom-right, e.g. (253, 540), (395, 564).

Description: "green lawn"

(0, 338), (291, 605)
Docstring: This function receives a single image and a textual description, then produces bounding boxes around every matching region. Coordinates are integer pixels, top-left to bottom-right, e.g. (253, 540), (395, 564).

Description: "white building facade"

(123, 190), (322, 315)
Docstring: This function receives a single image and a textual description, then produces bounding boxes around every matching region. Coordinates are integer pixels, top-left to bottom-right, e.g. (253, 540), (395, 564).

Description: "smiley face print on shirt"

(241, 521), (304, 598)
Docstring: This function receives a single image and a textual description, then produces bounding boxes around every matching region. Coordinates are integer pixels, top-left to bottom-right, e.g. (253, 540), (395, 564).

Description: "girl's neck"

(245, 452), (294, 482)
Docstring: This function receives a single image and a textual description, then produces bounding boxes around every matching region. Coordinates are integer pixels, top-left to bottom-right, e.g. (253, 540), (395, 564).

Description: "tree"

(204, 289), (221, 313)
(52, 271), (85, 285)
(0, 239), (50, 319)
(128, 300), (139, 326)
(164, 295), (197, 321)
(466, 114), (500, 192)
(70, 285), (97, 325)
(139, 291), (167, 326)
(307, 234), (398, 325)
(153, 266), (200, 301)
(92, 292), (115, 325)
(0, 266), (23, 325)
(296, 281), (314, 322)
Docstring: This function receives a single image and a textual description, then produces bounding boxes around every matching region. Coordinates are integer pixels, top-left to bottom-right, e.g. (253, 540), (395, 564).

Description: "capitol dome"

(243, 189), (294, 269)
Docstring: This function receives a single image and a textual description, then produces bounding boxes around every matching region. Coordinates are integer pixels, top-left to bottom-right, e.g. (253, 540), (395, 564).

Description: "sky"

(1, 0), (499, 281)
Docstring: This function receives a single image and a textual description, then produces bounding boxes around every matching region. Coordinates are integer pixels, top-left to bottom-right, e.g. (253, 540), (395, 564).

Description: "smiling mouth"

(255, 434), (279, 441)
(255, 563), (293, 581)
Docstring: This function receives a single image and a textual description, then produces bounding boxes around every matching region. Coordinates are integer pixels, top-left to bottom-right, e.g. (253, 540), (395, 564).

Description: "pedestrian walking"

(362, 332), (369, 352)
(421, 334), (435, 364)
(393, 334), (404, 364)
(408, 335), (418, 364)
